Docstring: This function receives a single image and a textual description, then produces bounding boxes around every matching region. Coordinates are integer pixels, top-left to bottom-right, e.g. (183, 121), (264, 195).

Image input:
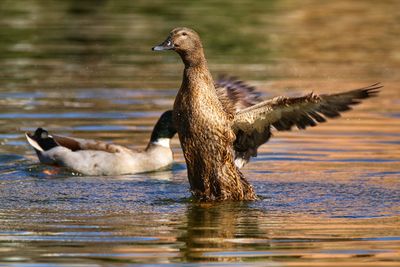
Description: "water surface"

(0, 1), (399, 266)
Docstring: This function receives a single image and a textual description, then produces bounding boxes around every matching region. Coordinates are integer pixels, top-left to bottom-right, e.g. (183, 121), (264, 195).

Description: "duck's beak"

(152, 36), (174, 51)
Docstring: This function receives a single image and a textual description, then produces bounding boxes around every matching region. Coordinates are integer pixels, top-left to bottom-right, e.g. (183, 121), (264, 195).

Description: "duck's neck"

(179, 48), (208, 69)
(180, 49), (215, 93)
(148, 128), (172, 149)
(147, 111), (176, 150)
(148, 131), (171, 149)
(149, 138), (170, 149)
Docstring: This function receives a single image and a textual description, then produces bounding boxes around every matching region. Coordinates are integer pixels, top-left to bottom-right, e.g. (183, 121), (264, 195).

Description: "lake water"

(0, 1), (399, 266)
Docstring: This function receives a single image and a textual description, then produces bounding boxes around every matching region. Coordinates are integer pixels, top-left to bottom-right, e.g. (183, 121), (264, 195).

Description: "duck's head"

(152, 27), (203, 57)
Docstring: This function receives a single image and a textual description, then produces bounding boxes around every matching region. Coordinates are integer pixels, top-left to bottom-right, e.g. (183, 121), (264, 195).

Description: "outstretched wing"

(232, 83), (381, 168)
(233, 83), (381, 135)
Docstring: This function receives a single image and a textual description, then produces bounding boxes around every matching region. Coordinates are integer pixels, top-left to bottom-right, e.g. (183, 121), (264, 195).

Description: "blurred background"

(1, 0), (399, 89)
(0, 0), (399, 266)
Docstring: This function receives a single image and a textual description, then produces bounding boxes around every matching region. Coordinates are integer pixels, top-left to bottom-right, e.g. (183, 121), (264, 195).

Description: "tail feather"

(25, 128), (59, 152)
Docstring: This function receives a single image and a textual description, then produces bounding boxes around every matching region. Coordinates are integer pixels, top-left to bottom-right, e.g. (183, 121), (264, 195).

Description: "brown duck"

(153, 27), (381, 201)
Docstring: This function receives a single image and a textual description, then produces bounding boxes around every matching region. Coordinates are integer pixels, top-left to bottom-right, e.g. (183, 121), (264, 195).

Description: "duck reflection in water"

(178, 203), (265, 262)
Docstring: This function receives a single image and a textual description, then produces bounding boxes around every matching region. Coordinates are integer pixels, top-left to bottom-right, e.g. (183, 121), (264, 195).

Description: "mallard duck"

(152, 27), (381, 201)
(25, 111), (176, 176)
(25, 76), (261, 176)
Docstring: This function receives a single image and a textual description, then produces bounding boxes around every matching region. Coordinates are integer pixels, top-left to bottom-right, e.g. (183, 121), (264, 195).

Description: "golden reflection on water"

(1, 205), (398, 265)
(0, 0), (399, 266)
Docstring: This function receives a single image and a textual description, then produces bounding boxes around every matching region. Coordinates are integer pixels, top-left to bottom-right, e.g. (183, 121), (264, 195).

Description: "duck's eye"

(182, 32), (187, 36)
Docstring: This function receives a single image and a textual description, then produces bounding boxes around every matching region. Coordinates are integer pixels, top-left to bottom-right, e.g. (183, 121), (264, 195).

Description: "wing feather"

(53, 135), (129, 154)
(215, 75), (261, 114)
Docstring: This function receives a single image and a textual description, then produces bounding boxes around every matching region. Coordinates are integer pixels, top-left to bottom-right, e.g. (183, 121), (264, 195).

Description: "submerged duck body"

(153, 27), (381, 201)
